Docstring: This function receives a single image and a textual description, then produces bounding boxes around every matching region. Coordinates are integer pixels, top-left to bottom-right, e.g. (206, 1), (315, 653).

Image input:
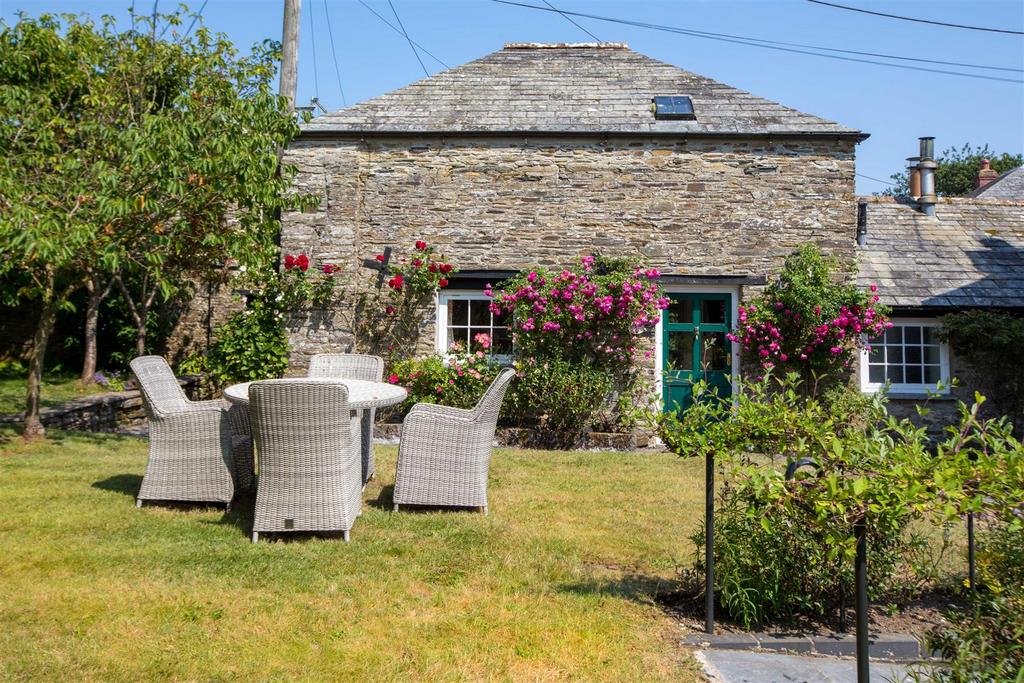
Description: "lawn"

(0, 375), (106, 415)
(0, 431), (705, 681)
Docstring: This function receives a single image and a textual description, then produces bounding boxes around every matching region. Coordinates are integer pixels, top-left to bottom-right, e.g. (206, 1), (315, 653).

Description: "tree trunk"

(80, 273), (114, 385)
(24, 273), (58, 440)
(115, 275), (155, 360)
(136, 319), (147, 357)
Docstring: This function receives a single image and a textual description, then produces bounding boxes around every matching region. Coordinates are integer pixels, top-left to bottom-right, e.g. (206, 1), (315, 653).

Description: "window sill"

(884, 392), (956, 402)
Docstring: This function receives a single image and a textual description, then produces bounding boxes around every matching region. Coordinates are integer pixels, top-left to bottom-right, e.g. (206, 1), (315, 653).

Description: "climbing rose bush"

(358, 240), (456, 363)
(374, 240), (454, 294)
(488, 254), (669, 372)
(727, 245), (890, 390)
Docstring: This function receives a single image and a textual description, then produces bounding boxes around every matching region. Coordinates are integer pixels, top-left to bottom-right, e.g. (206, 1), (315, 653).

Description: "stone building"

(281, 42), (867, 412)
(856, 161), (1024, 431)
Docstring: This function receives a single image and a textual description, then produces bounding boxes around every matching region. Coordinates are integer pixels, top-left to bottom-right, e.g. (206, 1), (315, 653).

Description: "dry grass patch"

(0, 430), (703, 681)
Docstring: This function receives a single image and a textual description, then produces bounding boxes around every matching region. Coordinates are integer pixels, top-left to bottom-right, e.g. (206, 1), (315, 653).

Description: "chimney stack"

(906, 157), (921, 199)
(915, 137), (937, 216)
(976, 158), (999, 191)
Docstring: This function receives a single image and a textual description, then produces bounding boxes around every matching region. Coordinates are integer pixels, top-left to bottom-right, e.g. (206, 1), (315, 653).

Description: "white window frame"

(859, 318), (950, 395)
(435, 290), (513, 363)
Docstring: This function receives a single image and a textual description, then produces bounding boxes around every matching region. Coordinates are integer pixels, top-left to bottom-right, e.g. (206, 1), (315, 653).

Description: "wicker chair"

(307, 354), (385, 486)
(249, 381), (362, 543)
(130, 356), (251, 507)
(393, 368), (515, 514)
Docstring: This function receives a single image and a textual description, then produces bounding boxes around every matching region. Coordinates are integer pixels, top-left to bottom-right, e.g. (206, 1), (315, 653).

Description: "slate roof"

(856, 197), (1024, 309)
(302, 43), (863, 138)
(967, 166), (1024, 199)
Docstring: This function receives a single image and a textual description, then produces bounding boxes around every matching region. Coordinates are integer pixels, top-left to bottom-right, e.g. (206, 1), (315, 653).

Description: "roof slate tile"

(856, 197), (1024, 309)
(303, 44), (861, 137)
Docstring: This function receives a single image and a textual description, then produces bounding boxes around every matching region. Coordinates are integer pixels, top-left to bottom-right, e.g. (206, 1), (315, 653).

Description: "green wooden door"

(662, 293), (733, 412)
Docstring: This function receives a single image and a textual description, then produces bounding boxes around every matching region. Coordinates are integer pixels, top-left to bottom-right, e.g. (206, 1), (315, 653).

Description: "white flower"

(238, 265), (247, 273)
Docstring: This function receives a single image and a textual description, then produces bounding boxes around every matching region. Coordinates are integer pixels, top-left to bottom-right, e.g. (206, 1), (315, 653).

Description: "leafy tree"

(882, 143), (1022, 197)
(0, 11), (312, 438)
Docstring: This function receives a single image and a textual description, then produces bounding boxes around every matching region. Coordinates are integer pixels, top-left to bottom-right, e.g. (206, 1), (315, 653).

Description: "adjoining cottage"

(856, 144), (1024, 428)
(281, 42), (867, 413)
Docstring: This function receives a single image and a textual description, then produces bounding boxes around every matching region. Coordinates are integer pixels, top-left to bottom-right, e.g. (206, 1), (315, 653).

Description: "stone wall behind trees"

(276, 135), (858, 367)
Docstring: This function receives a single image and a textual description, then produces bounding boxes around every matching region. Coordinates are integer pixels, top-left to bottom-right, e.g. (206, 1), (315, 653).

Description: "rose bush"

(727, 245), (889, 395)
(488, 254), (668, 372)
(357, 240), (456, 363)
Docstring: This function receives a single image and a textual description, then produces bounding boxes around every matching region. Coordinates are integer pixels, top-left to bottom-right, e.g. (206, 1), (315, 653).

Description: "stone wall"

(163, 279), (244, 365)
(0, 377), (199, 433)
(279, 135), (858, 367)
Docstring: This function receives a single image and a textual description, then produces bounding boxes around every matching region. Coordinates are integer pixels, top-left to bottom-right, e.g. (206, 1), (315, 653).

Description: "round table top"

(223, 378), (407, 410)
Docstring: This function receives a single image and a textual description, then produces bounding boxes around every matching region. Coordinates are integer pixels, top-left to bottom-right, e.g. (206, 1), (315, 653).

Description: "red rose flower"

(385, 305), (395, 315)
(321, 263), (340, 275)
(428, 263), (438, 273)
(388, 274), (404, 290)
(438, 278), (449, 288)
(412, 258), (423, 267)
(283, 254), (295, 270)
(440, 263), (453, 274)
(375, 254), (385, 263)
(415, 240), (427, 250)
(296, 254), (309, 272)
(388, 373), (400, 384)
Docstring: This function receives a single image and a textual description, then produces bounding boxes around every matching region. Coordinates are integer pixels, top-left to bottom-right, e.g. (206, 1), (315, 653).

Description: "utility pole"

(280, 0), (301, 109)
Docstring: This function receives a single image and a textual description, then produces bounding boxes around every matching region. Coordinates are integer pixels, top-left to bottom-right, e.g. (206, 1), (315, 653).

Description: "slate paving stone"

(699, 649), (919, 683)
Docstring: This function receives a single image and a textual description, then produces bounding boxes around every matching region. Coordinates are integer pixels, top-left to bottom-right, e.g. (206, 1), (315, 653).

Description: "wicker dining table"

(223, 377), (407, 412)
(223, 378), (407, 483)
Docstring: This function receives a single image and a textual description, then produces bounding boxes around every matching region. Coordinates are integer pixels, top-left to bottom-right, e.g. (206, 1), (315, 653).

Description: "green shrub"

(941, 310), (1024, 433)
(387, 351), (501, 414)
(503, 358), (615, 445)
(659, 372), (1024, 630)
(701, 475), (915, 629)
(919, 523), (1024, 682)
(201, 291), (289, 388)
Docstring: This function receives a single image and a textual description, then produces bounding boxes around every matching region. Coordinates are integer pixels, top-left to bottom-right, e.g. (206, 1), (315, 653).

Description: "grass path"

(0, 431), (704, 681)
(0, 376), (107, 415)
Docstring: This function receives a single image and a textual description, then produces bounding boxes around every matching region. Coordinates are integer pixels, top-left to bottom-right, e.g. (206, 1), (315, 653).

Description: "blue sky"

(3, 0), (1022, 193)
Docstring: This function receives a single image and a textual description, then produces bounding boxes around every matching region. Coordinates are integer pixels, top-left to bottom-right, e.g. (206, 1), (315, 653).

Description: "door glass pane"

(667, 332), (694, 371)
(667, 298), (693, 325)
(469, 300), (490, 326)
(449, 299), (468, 325)
(702, 332), (730, 371)
(701, 298), (727, 325)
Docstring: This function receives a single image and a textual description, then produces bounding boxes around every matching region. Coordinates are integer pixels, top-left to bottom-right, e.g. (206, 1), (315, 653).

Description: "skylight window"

(652, 96), (695, 120)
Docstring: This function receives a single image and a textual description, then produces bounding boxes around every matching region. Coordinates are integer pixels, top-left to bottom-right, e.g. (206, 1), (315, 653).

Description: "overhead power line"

(856, 173), (895, 187)
(322, 0), (347, 107)
(542, 0), (602, 43)
(490, 0), (1024, 84)
(387, 0), (430, 77)
(180, 0), (209, 41)
(807, 0), (1024, 36)
(357, 0), (449, 70)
